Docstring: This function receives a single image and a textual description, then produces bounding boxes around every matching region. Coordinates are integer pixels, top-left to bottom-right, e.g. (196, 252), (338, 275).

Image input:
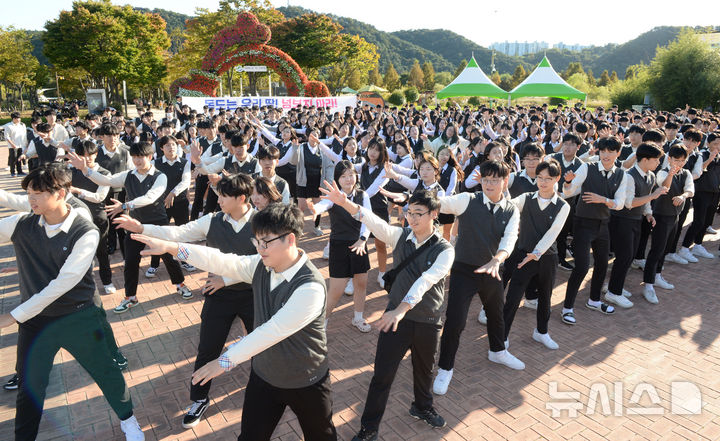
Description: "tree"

(43, 0), (170, 103)
(586, 68), (596, 87)
(598, 70), (611, 87)
(0, 27), (39, 110)
(648, 29), (720, 109)
(367, 67), (383, 87)
(388, 90), (405, 106)
(511, 65), (527, 88)
(318, 35), (378, 92)
(498, 73), (513, 91)
(454, 59), (467, 78)
(422, 61), (435, 91)
(435, 71), (453, 86)
(490, 71), (501, 86)
(610, 71), (619, 83)
(408, 59), (424, 90)
(563, 62), (584, 79)
(384, 63), (400, 91)
(404, 86), (419, 103)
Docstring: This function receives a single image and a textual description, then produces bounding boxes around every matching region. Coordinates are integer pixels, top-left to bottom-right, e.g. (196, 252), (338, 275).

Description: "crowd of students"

(0, 100), (718, 441)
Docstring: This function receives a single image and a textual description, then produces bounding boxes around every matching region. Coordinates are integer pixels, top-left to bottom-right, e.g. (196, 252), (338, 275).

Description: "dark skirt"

(329, 239), (371, 278)
(297, 172), (322, 198)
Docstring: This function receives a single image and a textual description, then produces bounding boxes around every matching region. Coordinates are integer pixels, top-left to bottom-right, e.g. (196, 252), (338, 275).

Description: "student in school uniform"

(3, 112), (27, 176)
(315, 187), (453, 441)
(604, 143), (666, 308)
(67, 142), (191, 313)
(291, 130), (335, 236)
(20, 123), (65, 166)
(0, 165), (144, 441)
(435, 146), (464, 241)
(678, 133), (720, 260)
(194, 132), (261, 179)
(432, 160), (522, 397)
(503, 159), (569, 352)
(114, 173), (257, 429)
(251, 176), (283, 210)
(190, 121), (221, 220)
(144, 135), (194, 278)
(382, 151), (446, 201)
(132, 203), (337, 441)
(560, 136), (630, 326)
(642, 145), (695, 303)
(253, 146), (291, 205)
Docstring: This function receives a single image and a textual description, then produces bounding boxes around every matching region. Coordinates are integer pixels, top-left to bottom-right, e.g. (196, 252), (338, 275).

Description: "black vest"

(516, 193), (567, 255)
(124, 170), (167, 223)
(575, 165), (624, 220)
(276, 141), (296, 174)
(694, 150), (720, 193)
(224, 156), (257, 176)
(154, 158), (188, 199)
(97, 146), (131, 192)
(206, 212), (257, 293)
(303, 143), (322, 176)
(11, 213), (97, 317)
(509, 173), (538, 198)
(615, 167), (655, 220)
(71, 166), (110, 220)
(453, 194), (516, 266)
(251, 259), (327, 388)
(360, 163), (388, 213)
(328, 190), (365, 241)
(388, 229), (452, 324)
(653, 169), (690, 217)
(36, 141), (59, 165)
(439, 164), (455, 194)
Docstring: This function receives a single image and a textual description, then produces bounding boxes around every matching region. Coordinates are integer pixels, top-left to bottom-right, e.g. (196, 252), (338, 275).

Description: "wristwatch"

(121, 203), (127, 211)
(359, 235), (367, 241)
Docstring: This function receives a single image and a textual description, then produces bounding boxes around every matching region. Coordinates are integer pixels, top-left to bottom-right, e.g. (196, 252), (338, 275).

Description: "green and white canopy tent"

(509, 56), (586, 103)
(436, 56), (508, 100)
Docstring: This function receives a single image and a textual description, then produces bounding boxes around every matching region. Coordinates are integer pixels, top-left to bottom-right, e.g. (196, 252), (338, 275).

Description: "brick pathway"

(0, 146), (719, 440)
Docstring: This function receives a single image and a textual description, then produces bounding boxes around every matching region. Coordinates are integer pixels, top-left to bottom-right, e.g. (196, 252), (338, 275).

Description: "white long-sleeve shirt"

(178, 247), (324, 367)
(0, 207), (99, 323)
(100, 145), (135, 170)
(73, 164), (110, 204)
(562, 162), (630, 210)
(313, 190), (371, 238)
(356, 164), (389, 198)
(356, 206), (454, 306)
(25, 139), (65, 160)
(86, 166), (167, 210)
(623, 165), (654, 216)
(392, 175), (447, 197)
(511, 192), (570, 256)
(0, 189), (92, 221)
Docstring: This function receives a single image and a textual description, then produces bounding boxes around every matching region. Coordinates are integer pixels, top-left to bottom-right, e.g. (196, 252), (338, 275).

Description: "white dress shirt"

(562, 162), (630, 210)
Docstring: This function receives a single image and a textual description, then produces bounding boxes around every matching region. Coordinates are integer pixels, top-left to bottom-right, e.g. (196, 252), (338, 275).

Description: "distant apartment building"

(490, 41), (589, 55)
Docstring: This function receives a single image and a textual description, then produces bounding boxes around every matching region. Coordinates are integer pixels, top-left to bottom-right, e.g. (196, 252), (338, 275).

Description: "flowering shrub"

(172, 12), (329, 98)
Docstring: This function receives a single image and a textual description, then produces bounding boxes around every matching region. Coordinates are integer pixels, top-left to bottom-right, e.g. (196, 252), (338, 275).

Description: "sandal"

(585, 301), (615, 314)
(351, 317), (372, 333)
(561, 311), (576, 325)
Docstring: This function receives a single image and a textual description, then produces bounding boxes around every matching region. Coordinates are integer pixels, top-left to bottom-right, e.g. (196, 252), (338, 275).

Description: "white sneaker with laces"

(621, 288), (632, 298)
(488, 349), (525, 370)
(523, 298), (538, 310)
(654, 274), (674, 290)
(344, 279), (354, 296)
(665, 253), (689, 265)
(377, 271), (385, 289)
(707, 226), (718, 234)
(643, 284), (659, 304)
(604, 292), (634, 308)
(144, 267), (157, 278)
(322, 243), (330, 260)
(120, 415), (144, 441)
(532, 329), (559, 350)
(631, 259), (646, 269)
(432, 368), (453, 395)
(477, 308), (487, 325)
(691, 244), (715, 259)
(678, 247), (699, 263)
(104, 283), (117, 294)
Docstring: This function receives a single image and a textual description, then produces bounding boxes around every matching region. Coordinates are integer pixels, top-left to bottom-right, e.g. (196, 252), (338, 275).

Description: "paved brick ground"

(0, 145), (719, 440)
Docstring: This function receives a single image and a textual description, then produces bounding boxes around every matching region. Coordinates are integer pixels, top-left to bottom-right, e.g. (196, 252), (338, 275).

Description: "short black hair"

(479, 159), (510, 178)
(251, 202), (304, 241)
(230, 133), (249, 147)
(683, 128), (702, 143)
(641, 129), (665, 144)
(708, 132), (720, 144)
(75, 140), (98, 156)
(10, 112), (20, 119)
(74, 121), (89, 131)
(129, 141), (154, 157)
(597, 136), (622, 152)
(36, 122), (51, 134)
(43, 109), (56, 117)
(333, 160), (358, 187)
(562, 133), (582, 146)
(156, 135), (177, 150)
(256, 146), (280, 161)
(636, 142), (664, 161)
(408, 189), (440, 212)
(100, 123), (119, 137)
(575, 122), (588, 133)
(536, 158), (561, 177)
(21, 162), (71, 193)
(668, 145), (689, 159)
(216, 173), (253, 199)
(628, 124), (646, 135)
(520, 143), (544, 159)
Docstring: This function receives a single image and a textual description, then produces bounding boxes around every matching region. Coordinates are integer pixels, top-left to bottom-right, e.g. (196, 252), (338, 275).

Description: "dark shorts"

(329, 239), (370, 278)
(297, 173), (322, 198)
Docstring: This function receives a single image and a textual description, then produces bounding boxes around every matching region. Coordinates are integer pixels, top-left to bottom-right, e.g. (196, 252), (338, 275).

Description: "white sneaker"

(103, 283), (117, 294)
(654, 274), (674, 290)
(344, 279), (354, 296)
(322, 243), (330, 260)
(120, 415), (144, 441)
(643, 284), (659, 304)
(602, 284), (632, 297)
(631, 259), (645, 270)
(477, 308), (487, 325)
(532, 329), (559, 350)
(621, 288), (632, 298)
(707, 226), (718, 234)
(377, 271), (385, 289)
(313, 226), (324, 237)
(604, 292), (634, 308)
(665, 253), (689, 265)
(351, 317), (371, 333)
(678, 247), (699, 263)
(504, 339), (509, 349)
(432, 368), (453, 395)
(691, 244), (714, 259)
(488, 349), (525, 370)
(144, 267), (157, 278)
(523, 298), (538, 310)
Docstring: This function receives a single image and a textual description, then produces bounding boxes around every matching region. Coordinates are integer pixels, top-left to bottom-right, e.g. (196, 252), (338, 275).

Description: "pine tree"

(409, 59), (424, 90)
(422, 61), (435, 91)
(368, 67), (383, 87)
(598, 70), (611, 86)
(384, 63), (400, 91)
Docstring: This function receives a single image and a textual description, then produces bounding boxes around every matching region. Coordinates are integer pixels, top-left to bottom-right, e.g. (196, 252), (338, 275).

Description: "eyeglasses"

(405, 211), (429, 220)
(250, 232), (291, 250)
(481, 178), (504, 185)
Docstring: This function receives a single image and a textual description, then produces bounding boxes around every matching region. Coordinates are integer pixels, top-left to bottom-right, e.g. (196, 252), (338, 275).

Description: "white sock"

(378, 271), (385, 277)
(438, 368), (452, 375)
(681, 246), (690, 252)
(354, 311), (364, 321)
(587, 299), (601, 307)
(176, 283), (184, 289)
(562, 307), (573, 315)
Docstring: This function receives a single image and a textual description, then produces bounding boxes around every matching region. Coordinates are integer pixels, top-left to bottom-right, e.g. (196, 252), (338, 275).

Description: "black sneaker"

(558, 259), (574, 271)
(351, 427), (378, 441)
(3, 374), (19, 391)
(409, 403), (446, 428)
(182, 399), (209, 429)
(114, 351), (128, 370)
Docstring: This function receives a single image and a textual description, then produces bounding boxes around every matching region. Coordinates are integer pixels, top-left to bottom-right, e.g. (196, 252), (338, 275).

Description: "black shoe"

(351, 427), (378, 441)
(558, 260), (574, 271)
(182, 399), (209, 429)
(409, 403), (446, 428)
(16, 172), (26, 176)
(114, 351), (128, 370)
(107, 244), (116, 255)
(3, 374), (19, 390)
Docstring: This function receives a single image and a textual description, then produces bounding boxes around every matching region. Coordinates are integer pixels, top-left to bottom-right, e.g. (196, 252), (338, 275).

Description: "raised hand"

(131, 233), (178, 256)
(190, 139), (202, 165)
(66, 151), (88, 173)
(104, 198), (124, 217)
(112, 214), (143, 233)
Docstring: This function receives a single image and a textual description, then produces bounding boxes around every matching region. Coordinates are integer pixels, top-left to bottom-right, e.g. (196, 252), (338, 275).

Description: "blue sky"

(3, 0), (720, 47)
